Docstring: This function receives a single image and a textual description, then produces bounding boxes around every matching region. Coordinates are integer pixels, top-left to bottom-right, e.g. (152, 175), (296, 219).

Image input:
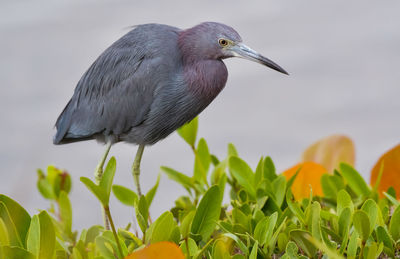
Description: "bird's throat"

(183, 60), (228, 101)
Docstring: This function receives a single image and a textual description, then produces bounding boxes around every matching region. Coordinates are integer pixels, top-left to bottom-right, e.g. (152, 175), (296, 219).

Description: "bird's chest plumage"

(184, 60), (228, 102)
(133, 60), (228, 145)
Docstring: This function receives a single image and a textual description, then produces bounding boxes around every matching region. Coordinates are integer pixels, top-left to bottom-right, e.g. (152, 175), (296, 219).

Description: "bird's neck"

(178, 28), (216, 65)
(183, 59), (228, 101)
(178, 29), (228, 100)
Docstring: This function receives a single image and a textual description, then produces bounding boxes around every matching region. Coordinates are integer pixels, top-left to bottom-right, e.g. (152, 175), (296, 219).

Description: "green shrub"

(0, 118), (399, 258)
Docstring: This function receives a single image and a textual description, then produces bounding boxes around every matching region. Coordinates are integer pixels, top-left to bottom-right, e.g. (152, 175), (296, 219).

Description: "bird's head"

(179, 22), (288, 75)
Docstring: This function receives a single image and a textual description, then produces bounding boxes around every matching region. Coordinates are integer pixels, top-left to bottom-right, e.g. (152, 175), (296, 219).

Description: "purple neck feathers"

(178, 29), (228, 100)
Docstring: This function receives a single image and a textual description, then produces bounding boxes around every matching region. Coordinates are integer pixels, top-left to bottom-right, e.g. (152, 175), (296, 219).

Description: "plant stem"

(359, 240), (365, 259)
(105, 206), (124, 259)
(185, 237), (190, 257)
(193, 238), (214, 259)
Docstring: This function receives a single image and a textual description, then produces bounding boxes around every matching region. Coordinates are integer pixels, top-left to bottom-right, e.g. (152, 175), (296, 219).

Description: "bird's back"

(54, 24), (183, 145)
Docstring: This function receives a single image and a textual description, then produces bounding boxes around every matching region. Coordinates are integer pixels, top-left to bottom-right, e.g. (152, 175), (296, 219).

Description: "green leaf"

(0, 195), (31, 248)
(145, 211), (177, 244)
(223, 233), (248, 255)
(227, 143), (238, 157)
(80, 177), (107, 205)
(353, 210), (371, 241)
(180, 210), (195, 238)
(58, 191), (72, 235)
(277, 232), (289, 252)
(36, 169), (55, 200)
(286, 189), (306, 225)
(0, 218), (9, 246)
(249, 241), (258, 259)
(95, 235), (115, 259)
(48, 166), (62, 198)
(308, 202), (322, 241)
(26, 215), (39, 256)
(347, 231), (358, 259)
(339, 163), (370, 197)
(285, 241), (299, 259)
(321, 226), (339, 249)
(289, 230), (317, 257)
(232, 208), (250, 232)
(272, 175), (286, 207)
(102, 230), (128, 257)
(0, 203), (23, 248)
(161, 166), (193, 192)
(253, 212), (278, 246)
(27, 211), (55, 259)
(365, 242), (379, 259)
(229, 156), (256, 199)
(0, 246), (35, 259)
(191, 185), (221, 242)
(194, 138), (211, 184)
(321, 174), (345, 198)
(361, 199), (378, 232)
(135, 195), (149, 234)
(372, 162), (384, 193)
(338, 207), (351, 237)
(255, 157), (264, 185)
(376, 226), (393, 250)
(47, 166), (60, 198)
(383, 191), (400, 206)
(307, 236), (344, 259)
(253, 208), (264, 224)
(267, 215), (287, 254)
(389, 204), (400, 241)
(99, 157), (117, 205)
(112, 185), (138, 207)
(84, 225), (102, 245)
(336, 189), (354, 216)
(387, 186), (397, 199)
(213, 239), (231, 259)
(177, 116), (198, 148)
(38, 211), (55, 259)
(45, 165), (71, 198)
(253, 216), (269, 244)
(210, 154), (220, 166)
(286, 169), (299, 191)
(211, 159), (227, 186)
(180, 238), (198, 257)
(71, 247), (83, 259)
(145, 174), (160, 207)
(263, 156), (277, 181)
(119, 231), (142, 253)
(217, 172), (227, 203)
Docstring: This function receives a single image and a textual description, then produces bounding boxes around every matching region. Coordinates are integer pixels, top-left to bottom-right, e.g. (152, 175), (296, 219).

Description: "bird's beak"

(230, 43), (289, 75)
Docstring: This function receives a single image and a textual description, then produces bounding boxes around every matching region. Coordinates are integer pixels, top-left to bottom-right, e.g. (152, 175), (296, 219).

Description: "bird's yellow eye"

(218, 39), (229, 47)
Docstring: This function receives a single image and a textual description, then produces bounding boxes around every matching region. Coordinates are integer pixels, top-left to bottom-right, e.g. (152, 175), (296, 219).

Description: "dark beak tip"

(274, 67), (289, 75)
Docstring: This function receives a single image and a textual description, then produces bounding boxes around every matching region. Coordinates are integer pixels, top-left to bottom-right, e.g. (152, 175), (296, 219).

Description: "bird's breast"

(184, 60), (228, 102)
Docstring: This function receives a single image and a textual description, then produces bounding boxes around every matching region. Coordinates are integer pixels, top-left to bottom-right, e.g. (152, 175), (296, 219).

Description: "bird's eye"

(218, 39), (228, 47)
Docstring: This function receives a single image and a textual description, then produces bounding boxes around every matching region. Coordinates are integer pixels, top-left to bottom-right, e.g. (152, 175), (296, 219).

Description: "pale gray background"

(1, 0), (399, 228)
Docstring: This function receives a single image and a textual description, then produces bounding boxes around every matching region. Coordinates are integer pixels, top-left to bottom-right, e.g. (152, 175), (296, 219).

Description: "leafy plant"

(1, 118), (400, 258)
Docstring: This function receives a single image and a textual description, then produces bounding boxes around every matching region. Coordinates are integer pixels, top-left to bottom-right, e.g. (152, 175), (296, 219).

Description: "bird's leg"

(94, 141), (112, 183)
(94, 141), (112, 229)
(132, 144), (145, 196)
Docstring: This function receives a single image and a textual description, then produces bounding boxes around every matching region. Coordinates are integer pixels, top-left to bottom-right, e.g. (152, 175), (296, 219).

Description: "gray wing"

(54, 24), (181, 144)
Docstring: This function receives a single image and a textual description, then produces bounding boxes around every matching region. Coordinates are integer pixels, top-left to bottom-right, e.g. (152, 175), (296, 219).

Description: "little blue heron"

(54, 22), (288, 195)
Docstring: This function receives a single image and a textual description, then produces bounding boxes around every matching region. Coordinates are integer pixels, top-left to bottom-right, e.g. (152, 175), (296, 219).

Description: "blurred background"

(1, 0), (399, 228)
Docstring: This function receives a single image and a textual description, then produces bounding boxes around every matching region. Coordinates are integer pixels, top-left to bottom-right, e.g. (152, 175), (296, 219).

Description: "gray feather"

(54, 24), (182, 144)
